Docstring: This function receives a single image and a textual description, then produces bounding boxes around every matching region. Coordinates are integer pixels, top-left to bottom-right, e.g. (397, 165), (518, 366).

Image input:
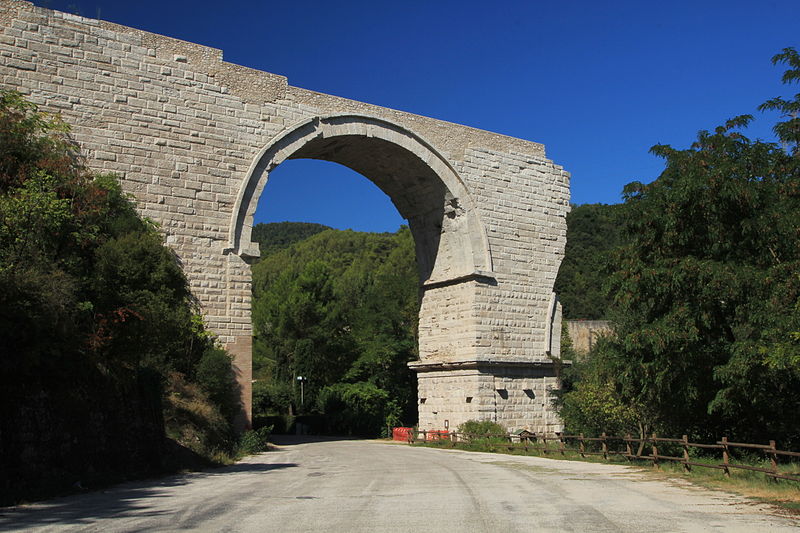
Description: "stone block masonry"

(0, 0), (570, 433)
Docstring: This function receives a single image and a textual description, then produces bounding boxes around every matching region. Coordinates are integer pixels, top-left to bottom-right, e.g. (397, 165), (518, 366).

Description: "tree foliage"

(251, 221), (331, 257)
(558, 50), (800, 445)
(0, 90), (237, 503)
(251, 225), (419, 435)
(554, 203), (623, 319)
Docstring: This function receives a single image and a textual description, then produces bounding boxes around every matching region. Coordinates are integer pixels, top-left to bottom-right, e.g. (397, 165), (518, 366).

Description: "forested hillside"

(250, 225), (419, 435)
(554, 203), (623, 319)
(251, 221), (330, 257)
(0, 91), (240, 505)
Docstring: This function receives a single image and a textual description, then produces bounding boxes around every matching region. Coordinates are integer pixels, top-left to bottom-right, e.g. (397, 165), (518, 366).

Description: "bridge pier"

(411, 360), (562, 434)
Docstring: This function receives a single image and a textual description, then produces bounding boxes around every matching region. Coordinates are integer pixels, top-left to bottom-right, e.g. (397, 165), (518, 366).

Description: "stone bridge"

(0, 1), (570, 433)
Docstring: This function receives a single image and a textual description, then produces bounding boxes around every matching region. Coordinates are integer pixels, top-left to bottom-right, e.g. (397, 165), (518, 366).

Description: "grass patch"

(413, 438), (800, 510)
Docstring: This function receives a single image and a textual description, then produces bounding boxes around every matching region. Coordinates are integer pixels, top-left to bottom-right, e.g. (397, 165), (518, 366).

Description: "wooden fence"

(406, 429), (800, 484)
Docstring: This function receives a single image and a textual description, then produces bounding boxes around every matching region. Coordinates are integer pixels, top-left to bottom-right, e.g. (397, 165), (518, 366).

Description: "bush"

(163, 372), (235, 463)
(316, 382), (390, 436)
(238, 426), (273, 455)
(196, 346), (238, 422)
(457, 419), (507, 437)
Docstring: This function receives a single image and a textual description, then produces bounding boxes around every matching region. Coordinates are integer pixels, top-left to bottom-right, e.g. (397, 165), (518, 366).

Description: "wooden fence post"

(625, 434), (633, 461)
(579, 433), (585, 458)
(558, 433), (565, 456)
(769, 440), (778, 480)
(651, 433), (659, 469)
(721, 436), (730, 477)
(601, 432), (608, 461)
(682, 435), (690, 472)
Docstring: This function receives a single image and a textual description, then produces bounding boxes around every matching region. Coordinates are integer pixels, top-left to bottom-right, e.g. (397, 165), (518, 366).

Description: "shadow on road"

(0, 461), (298, 530)
(269, 434), (366, 447)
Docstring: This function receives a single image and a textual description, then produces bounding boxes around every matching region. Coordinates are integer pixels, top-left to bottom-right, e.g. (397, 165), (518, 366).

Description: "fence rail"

(398, 428), (800, 484)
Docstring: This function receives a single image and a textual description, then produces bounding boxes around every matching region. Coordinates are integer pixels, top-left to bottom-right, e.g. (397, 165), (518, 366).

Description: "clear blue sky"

(36, 0), (800, 232)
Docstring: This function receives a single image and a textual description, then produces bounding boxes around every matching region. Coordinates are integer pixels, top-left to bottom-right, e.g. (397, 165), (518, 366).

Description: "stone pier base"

(410, 359), (563, 434)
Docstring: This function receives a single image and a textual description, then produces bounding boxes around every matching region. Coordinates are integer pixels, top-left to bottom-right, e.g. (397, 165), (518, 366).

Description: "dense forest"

(249, 224), (420, 435)
(0, 90), (244, 505)
(554, 203), (622, 320)
(556, 48), (800, 448)
(251, 221), (331, 258)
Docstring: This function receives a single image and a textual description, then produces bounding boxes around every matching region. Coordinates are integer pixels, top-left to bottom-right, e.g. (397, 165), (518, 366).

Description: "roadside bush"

(457, 420), (507, 437)
(196, 346), (239, 422)
(316, 382), (390, 436)
(163, 372), (236, 463)
(238, 426), (273, 455)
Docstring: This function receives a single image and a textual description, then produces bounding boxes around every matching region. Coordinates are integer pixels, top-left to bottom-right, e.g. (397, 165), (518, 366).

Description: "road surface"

(1, 437), (797, 532)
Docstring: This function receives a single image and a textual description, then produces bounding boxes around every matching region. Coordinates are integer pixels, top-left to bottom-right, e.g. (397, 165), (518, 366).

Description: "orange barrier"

(392, 427), (414, 441)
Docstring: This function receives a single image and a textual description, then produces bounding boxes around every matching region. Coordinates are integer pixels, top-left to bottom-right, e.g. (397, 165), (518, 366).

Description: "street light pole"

(296, 376), (306, 408)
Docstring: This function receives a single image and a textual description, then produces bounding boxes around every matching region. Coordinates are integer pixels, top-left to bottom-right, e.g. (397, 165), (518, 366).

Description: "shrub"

(457, 419), (507, 437)
(195, 346), (238, 422)
(316, 382), (390, 436)
(238, 426), (273, 455)
(163, 372), (235, 462)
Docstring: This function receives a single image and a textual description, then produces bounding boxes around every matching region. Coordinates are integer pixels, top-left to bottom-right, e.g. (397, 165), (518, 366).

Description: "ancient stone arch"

(0, 0), (570, 433)
(230, 114), (492, 283)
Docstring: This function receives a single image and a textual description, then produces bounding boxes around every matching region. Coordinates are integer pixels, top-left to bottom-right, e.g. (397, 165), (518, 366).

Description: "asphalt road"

(1, 437), (798, 532)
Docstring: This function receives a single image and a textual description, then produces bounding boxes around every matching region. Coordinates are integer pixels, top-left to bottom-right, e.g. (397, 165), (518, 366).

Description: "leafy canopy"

(0, 90), (239, 503)
(250, 224), (420, 435)
(557, 48), (800, 445)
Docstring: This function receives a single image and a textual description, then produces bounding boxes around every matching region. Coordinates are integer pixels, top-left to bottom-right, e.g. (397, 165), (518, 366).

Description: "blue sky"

(36, 1), (800, 232)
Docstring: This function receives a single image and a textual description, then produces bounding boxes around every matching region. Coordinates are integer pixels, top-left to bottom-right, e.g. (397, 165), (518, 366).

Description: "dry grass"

(163, 372), (237, 464)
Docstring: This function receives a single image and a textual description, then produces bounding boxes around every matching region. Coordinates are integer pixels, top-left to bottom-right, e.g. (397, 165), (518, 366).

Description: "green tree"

(251, 224), (419, 431)
(758, 47), (800, 155)
(251, 221), (331, 257)
(554, 203), (624, 319)
(0, 90), (237, 503)
(562, 52), (800, 444)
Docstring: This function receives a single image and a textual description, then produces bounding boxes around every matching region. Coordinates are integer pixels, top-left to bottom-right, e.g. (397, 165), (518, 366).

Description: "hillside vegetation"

(251, 221), (330, 257)
(556, 48), (800, 448)
(250, 224), (419, 435)
(0, 90), (239, 505)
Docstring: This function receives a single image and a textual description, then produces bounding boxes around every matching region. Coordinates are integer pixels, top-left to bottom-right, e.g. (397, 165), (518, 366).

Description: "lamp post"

(296, 376), (306, 408)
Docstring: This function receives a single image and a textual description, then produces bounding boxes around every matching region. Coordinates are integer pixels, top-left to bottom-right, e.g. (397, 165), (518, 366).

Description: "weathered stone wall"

(0, 0), (570, 432)
(566, 320), (613, 355)
(415, 363), (563, 434)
